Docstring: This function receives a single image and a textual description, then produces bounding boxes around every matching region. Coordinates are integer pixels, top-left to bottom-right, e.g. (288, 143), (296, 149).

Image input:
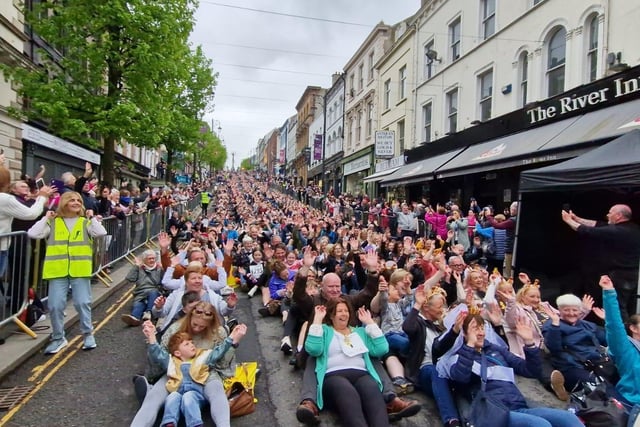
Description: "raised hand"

(518, 272), (531, 285)
(313, 305), (326, 324)
(364, 248), (379, 271)
(224, 238), (235, 255)
(485, 301), (504, 326)
(229, 323), (247, 344)
(171, 255), (182, 268)
(452, 310), (468, 334)
(263, 244), (274, 260)
(357, 306), (374, 325)
(154, 295), (166, 309)
(302, 246), (315, 267)
(582, 294), (595, 311)
(413, 285), (427, 308)
(540, 303), (560, 326)
(514, 316), (535, 344)
(464, 317), (480, 348)
(592, 307), (605, 320)
(158, 232), (171, 250)
(599, 275), (614, 290)
(378, 275), (388, 293)
(226, 292), (238, 308)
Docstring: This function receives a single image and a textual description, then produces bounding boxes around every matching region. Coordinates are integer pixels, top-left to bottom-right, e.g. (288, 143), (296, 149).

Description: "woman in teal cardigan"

(599, 275), (640, 406)
(305, 297), (390, 427)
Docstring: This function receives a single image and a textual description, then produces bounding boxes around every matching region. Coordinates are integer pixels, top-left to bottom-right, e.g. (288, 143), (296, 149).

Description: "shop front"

(362, 155), (405, 199)
(341, 149), (373, 196)
(22, 123), (101, 180)
(397, 65), (640, 210)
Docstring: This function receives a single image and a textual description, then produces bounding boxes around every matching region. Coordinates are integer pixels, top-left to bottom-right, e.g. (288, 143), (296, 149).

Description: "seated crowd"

(126, 171), (640, 427)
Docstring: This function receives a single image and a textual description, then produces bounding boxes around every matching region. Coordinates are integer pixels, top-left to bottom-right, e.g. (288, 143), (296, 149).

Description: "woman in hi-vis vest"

(28, 191), (107, 355)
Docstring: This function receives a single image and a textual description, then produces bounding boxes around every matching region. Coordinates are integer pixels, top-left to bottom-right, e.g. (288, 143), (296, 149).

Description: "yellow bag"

(223, 361), (258, 394)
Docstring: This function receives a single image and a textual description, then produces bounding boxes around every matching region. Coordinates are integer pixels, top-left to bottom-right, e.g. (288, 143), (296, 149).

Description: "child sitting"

(142, 325), (247, 427)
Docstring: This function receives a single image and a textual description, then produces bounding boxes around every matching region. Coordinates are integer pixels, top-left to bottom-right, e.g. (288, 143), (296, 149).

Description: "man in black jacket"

(562, 204), (640, 320)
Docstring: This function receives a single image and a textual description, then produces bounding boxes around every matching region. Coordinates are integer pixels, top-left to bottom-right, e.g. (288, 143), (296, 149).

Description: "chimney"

(331, 72), (343, 85)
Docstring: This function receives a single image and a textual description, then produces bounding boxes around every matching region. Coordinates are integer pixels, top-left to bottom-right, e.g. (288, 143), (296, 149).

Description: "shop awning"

(380, 149), (464, 187)
(362, 167), (401, 183)
(537, 97), (640, 153)
(434, 116), (582, 179)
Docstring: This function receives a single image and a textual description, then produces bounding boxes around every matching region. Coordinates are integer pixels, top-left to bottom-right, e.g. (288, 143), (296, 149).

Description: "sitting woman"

(122, 249), (165, 326)
(447, 314), (583, 427)
(599, 275), (640, 406)
(131, 301), (245, 427)
(542, 293), (610, 400)
(305, 298), (390, 427)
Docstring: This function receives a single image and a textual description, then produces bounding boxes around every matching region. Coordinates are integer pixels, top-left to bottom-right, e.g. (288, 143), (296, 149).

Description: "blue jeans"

(510, 407), (583, 427)
(131, 291), (160, 319)
(162, 390), (205, 427)
(48, 277), (92, 340)
(384, 332), (410, 356)
(418, 364), (459, 424)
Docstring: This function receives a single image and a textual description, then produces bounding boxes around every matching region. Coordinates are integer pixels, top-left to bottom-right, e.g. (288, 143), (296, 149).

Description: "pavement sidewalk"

(0, 259), (133, 382)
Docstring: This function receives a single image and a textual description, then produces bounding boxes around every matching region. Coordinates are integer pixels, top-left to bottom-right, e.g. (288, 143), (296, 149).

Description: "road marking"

(0, 289), (134, 426)
(28, 284), (134, 383)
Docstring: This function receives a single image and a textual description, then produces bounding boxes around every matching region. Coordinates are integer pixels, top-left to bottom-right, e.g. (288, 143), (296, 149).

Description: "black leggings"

(322, 369), (390, 427)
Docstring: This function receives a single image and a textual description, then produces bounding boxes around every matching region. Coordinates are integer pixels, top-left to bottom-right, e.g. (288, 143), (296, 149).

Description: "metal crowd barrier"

(0, 204), (177, 339)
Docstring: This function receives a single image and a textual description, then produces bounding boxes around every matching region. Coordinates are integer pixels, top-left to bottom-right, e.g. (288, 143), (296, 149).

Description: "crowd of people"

(118, 170), (640, 427)
(4, 155), (639, 427)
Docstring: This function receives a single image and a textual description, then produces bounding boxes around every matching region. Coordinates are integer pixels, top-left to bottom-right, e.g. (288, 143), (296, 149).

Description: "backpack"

(19, 288), (46, 328)
(569, 380), (629, 427)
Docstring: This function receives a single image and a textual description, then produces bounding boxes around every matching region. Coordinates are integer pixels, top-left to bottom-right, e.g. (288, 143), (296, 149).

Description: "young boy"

(142, 325), (247, 427)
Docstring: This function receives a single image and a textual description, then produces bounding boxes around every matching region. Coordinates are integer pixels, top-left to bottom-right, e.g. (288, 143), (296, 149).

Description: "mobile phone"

(36, 178), (45, 190)
(562, 203), (571, 212)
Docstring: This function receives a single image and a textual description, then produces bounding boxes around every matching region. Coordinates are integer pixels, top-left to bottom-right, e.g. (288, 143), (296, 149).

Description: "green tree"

(240, 158), (254, 171)
(3, 0), (214, 185)
(199, 131), (227, 173)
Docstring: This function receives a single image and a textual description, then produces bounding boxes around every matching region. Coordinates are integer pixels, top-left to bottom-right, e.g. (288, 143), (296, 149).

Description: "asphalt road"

(0, 283), (565, 427)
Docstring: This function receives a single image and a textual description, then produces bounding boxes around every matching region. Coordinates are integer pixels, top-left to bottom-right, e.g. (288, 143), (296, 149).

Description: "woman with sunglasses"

(132, 301), (248, 427)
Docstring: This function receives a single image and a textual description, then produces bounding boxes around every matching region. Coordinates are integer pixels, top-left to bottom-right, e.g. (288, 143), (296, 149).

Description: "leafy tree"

(240, 158), (254, 171)
(3, 0), (215, 185)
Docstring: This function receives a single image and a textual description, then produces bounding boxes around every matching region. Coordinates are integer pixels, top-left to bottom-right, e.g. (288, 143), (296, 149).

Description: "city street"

(0, 279), (564, 427)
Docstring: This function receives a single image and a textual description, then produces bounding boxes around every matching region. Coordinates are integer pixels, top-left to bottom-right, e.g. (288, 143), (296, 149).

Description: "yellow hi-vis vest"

(201, 192), (210, 204)
(42, 217), (93, 279)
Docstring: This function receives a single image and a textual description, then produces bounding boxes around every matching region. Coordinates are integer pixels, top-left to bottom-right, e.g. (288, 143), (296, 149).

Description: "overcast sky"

(191, 0), (421, 168)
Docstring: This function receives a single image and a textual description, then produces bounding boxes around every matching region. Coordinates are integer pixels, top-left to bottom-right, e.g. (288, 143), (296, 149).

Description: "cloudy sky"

(191, 0), (421, 168)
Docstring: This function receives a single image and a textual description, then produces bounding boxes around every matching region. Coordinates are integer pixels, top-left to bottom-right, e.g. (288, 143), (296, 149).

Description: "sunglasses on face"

(194, 309), (214, 316)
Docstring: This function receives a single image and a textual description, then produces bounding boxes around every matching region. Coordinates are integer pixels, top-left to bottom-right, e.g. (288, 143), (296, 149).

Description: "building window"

(547, 27), (566, 97)
(519, 52), (529, 107)
(422, 102), (432, 143)
(368, 52), (374, 80)
(399, 66), (407, 100)
(586, 14), (599, 82)
(482, 0), (496, 39)
(357, 110), (362, 142)
(348, 118), (353, 149)
(449, 17), (461, 61)
(424, 40), (435, 79)
(446, 89), (458, 134)
(478, 69), (493, 121)
(533, 0), (544, 4)
(384, 79), (391, 109)
(367, 102), (373, 137)
(398, 120), (405, 152)
(349, 73), (355, 95)
(358, 64), (364, 90)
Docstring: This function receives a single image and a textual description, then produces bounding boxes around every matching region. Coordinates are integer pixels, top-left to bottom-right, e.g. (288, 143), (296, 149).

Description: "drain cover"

(0, 385), (33, 410)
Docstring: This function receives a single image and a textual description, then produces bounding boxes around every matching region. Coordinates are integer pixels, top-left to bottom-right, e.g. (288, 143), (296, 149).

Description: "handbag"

(468, 353), (510, 427)
(227, 381), (255, 418)
(224, 362), (258, 418)
(584, 356), (620, 385)
(569, 379), (628, 427)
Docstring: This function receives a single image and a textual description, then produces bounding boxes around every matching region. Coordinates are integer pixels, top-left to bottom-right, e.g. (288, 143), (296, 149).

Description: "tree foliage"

(3, 0), (216, 185)
(240, 158), (254, 170)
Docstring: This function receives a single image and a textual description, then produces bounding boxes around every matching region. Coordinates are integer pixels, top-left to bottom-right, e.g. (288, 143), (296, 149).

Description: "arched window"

(547, 27), (566, 97)
(519, 51), (529, 107)
(586, 14), (599, 82)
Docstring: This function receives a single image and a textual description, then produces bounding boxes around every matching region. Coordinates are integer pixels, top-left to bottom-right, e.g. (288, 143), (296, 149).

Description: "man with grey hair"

(396, 203), (417, 240)
(562, 204), (640, 320)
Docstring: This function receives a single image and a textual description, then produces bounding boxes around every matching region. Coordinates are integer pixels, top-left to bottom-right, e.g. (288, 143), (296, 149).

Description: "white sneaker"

(44, 338), (68, 355)
(82, 334), (97, 350)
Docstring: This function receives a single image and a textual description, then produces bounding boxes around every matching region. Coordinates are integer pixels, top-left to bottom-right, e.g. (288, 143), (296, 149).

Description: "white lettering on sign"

(22, 124), (101, 164)
(374, 155), (405, 172)
(375, 130), (395, 157)
(343, 155), (371, 175)
(525, 74), (640, 125)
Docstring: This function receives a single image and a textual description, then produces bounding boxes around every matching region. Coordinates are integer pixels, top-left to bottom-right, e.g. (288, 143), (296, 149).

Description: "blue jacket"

(542, 318), (606, 371)
(603, 289), (640, 405)
(449, 342), (541, 410)
(305, 324), (389, 409)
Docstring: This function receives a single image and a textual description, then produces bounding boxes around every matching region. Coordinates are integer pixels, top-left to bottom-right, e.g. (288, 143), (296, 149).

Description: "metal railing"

(0, 202), (193, 338)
